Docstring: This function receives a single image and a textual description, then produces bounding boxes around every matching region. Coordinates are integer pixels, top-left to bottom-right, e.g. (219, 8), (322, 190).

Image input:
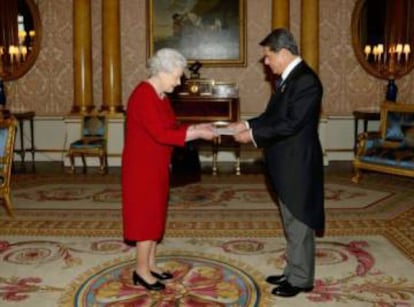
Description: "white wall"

(13, 115), (380, 168)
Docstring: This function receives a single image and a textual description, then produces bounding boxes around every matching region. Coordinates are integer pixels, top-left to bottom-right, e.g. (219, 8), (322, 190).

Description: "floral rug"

(11, 182), (390, 211)
(0, 171), (413, 306)
(1, 235), (413, 306)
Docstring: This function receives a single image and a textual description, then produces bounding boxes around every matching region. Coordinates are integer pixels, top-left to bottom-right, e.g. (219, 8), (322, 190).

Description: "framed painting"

(147, 0), (246, 67)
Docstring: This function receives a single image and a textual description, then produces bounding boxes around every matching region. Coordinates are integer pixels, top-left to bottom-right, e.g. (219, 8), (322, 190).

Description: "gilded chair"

(0, 118), (17, 217)
(352, 102), (414, 182)
(67, 114), (108, 174)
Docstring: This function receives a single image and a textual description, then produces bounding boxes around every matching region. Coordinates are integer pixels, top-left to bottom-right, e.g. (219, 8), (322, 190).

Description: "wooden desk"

(171, 94), (240, 175)
(353, 108), (380, 154)
(12, 111), (35, 171)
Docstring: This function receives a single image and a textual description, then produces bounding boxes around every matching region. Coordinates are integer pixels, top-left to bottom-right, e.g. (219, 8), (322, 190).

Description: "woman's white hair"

(148, 48), (187, 76)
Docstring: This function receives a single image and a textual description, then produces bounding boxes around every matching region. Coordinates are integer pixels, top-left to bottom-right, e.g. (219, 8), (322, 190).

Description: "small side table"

(212, 135), (240, 175)
(353, 108), (380, 154)
(12, 111), (36, 172)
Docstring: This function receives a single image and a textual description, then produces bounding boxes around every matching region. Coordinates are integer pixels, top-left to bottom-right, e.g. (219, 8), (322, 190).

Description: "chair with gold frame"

(0, 118), (17, 216)
(67, 114), (108, 174)
(352, 102), (414, 182)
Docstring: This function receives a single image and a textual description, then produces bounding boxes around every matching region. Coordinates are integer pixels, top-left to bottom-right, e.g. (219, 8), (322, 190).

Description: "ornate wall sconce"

(351, 0), (414, 101)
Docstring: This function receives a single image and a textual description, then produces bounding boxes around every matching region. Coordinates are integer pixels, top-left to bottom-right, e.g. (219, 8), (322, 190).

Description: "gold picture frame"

(147, 0), (246, 67)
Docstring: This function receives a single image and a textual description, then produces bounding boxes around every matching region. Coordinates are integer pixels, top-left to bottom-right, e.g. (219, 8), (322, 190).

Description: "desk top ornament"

(189, 61), (202, 79)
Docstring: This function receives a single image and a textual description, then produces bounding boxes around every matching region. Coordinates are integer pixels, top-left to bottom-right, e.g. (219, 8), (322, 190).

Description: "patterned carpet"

(0, 167), (413, 306)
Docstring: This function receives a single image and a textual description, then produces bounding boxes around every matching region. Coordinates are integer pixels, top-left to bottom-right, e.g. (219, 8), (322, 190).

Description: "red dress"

(122, 82), (187, 241)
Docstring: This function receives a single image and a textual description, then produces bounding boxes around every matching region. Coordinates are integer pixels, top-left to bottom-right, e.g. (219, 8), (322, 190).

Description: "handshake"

(186, 121), (252, 144)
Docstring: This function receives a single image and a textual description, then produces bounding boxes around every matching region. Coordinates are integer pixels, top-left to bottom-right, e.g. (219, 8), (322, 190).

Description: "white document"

(215, 127), (235, 135)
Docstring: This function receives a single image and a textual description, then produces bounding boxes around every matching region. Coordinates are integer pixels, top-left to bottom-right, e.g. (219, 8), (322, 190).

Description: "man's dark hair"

(259, 28), (299, 55)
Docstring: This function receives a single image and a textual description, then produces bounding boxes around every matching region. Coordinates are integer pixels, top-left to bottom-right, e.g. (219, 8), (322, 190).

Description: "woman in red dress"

(122, 48), (216, 291)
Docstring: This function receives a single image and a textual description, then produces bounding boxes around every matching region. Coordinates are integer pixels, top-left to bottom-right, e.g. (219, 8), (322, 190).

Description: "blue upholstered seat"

(360, 147), (414, 169)
(67, 115), (108, 174)
(353, 102), (414, 182)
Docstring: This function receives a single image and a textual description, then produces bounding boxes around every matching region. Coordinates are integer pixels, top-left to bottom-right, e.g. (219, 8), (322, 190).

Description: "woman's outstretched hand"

(186, 123), (217, 141)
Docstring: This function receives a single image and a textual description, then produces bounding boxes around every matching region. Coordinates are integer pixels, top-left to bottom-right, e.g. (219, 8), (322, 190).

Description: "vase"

(385, 79), (398, 102)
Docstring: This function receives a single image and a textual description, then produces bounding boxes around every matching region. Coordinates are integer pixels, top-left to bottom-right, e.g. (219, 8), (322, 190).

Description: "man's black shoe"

(271, 281), (313, 297)
(266, 274), (287, 285)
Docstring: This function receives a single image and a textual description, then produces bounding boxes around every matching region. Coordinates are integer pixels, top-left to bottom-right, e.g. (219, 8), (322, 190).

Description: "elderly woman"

(122, 48), (216, 291)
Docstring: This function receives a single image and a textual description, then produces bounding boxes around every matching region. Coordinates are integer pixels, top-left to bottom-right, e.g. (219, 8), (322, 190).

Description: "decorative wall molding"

(16, 115), (378, 169)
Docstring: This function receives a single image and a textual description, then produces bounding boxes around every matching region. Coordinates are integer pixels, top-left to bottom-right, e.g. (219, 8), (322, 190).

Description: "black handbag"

(171, 141), (201, 186)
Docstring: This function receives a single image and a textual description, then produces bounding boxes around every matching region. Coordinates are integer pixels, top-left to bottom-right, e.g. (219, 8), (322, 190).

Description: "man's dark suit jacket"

(248, 61), (324, 231)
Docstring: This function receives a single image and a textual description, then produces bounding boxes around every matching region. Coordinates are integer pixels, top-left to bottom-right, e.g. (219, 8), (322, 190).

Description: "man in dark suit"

(230, 28), (324, 297)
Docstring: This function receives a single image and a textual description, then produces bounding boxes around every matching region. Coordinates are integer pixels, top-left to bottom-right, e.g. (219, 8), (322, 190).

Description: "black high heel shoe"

(151, 271), (173, 280)
(132, 271), (165, 291)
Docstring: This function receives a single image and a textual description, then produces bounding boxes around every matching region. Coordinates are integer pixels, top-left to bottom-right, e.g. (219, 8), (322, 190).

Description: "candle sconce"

(0, 0), (41, 81)
(351, 0), (414, 82)
(363, 42), (411, 79)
